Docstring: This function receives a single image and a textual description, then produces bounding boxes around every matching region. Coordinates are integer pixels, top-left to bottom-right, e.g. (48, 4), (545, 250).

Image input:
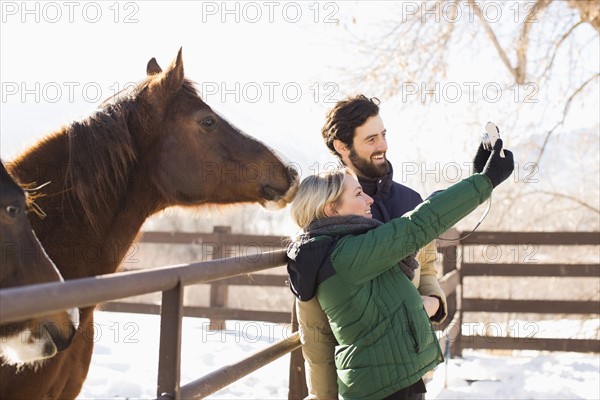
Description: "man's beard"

(349, 147), (389, 179)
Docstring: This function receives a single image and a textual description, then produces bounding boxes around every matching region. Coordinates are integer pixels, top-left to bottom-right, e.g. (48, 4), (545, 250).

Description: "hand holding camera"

(483, 138), (514, 188)
(473, 122), (515, 188)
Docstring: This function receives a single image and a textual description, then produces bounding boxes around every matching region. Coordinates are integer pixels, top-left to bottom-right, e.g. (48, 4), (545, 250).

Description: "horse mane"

(65, 92), (138, 231)
(64, 78), (200, 231)
(181, 79), (201, 98)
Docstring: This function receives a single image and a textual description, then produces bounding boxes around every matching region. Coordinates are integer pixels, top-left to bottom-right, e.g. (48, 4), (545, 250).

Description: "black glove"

(482, 139), (514, 188)
(473, 142), (492, 173)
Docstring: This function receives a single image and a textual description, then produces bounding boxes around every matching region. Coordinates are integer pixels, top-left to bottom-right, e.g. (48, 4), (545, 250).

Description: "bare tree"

(345, 0), (597, 138)
(342, 0), (599, 230)
(348, 2), (597, 78)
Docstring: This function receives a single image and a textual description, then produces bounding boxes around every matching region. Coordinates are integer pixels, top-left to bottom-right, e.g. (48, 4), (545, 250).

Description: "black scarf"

(299, 215), (419, 280)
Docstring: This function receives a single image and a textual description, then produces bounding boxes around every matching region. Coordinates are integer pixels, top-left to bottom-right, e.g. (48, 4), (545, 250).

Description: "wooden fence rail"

(457, 231), (600, 355)
(0, 250), (286, 323)
(0, 250), (293, 400)
(178, 332), (301, 399)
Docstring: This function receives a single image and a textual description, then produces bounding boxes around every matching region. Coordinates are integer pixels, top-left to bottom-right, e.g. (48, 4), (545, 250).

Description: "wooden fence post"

(442, 243), (458, 323)
(439, 232), (462, 358)
(157, 282), (184, 399)
(453, 242), (463, 357)
(208, 226), (231, 331)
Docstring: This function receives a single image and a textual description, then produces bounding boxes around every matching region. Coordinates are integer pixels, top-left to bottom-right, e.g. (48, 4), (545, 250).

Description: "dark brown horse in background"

(0, 161), (79, 365)
(2, 49), (298, 399)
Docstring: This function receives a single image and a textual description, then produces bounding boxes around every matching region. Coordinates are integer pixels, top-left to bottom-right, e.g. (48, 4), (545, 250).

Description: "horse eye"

(200, 118), (215, 128)
(5, 205), (21, 217)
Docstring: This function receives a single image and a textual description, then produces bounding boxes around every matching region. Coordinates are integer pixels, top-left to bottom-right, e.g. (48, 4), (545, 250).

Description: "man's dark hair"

(321, 95), (380, 158)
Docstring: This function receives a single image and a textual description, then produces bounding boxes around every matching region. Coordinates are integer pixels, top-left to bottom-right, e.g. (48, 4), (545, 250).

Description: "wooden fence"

(1, 229), (598, 399)
(457, 231), (600, 354)
(0, 248), (296, 399)
(106, 227), (464, 398)
(105, 226), (291, 326)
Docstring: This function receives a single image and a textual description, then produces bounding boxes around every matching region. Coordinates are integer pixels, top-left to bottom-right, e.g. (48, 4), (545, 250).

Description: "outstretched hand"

(482, 139), (514, 188)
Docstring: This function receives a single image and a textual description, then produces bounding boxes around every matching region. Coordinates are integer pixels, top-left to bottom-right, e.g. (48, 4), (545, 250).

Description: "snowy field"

(78, 311), (599, 399)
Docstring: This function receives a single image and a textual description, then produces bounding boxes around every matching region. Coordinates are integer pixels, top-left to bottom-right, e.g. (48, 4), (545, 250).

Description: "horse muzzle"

(0, 307), (79, 365)
(260, 167), (299, 210)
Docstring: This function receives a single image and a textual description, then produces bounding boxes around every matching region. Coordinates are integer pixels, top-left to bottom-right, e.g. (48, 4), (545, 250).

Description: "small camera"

(482, 121), (505, 157)
(482, 122), (500, 150)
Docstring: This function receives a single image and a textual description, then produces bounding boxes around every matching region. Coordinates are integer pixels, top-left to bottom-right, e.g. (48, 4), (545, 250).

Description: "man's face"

(344, 114), (389, 179)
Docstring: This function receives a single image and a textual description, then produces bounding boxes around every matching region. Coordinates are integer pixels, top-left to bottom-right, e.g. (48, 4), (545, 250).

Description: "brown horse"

(0, 161), (79, 365)
(2, 49), (298, 399)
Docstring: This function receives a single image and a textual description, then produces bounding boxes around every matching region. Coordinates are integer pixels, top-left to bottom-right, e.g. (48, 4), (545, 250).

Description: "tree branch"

(467, 0), (517, 81)
(541, 20), (585, 79)
(469, 0), (552, 84)
(536, 73), (600, 165)
(516, 0), (552, 83)
(522, 190), (600, 214)
(567, 0), (600, 32)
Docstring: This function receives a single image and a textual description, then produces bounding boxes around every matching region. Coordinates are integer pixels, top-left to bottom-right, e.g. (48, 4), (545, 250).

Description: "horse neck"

(11, 132), (163, 279)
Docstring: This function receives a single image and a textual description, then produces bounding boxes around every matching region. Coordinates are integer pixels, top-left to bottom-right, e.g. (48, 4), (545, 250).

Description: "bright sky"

(1, 1), (357, 171)
(1, 1), (598, 187)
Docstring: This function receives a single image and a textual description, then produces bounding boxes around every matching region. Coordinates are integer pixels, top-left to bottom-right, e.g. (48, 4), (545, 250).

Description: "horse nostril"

(261, 186), (279, 201)
(41, 322), (74, 352)
(42, 341), (57, 358)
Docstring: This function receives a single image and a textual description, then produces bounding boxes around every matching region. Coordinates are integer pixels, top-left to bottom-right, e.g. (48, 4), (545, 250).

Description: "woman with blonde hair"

(287, 140), (514, 399)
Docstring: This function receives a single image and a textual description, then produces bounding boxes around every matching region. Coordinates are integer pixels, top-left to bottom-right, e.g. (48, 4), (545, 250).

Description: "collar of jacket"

(357, 161), (394, 197)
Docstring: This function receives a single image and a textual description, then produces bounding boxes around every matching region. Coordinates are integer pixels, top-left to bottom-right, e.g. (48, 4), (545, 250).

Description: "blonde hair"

(290, 168), (356, 229)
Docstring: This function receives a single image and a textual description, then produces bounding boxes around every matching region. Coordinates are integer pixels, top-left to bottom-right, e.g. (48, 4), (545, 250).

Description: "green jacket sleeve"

(331, 174), (492, 285)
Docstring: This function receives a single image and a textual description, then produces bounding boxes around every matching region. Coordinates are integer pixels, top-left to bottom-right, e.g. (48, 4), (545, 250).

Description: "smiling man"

(339, 112), (389, 179)
(295, 95), (447, 400)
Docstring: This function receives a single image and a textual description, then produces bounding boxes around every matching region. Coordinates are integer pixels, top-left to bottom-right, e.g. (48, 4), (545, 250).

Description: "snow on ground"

(428, 350), (600, 399)
(79, 311), (291, 399)
(79, 311), (599, 399)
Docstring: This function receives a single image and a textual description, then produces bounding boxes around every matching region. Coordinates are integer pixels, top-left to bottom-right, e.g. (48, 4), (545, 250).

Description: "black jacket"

(358, 163), (423, 222)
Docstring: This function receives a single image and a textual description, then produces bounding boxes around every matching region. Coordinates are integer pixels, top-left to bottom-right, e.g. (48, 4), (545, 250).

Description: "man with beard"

(295, 95), (446, 399)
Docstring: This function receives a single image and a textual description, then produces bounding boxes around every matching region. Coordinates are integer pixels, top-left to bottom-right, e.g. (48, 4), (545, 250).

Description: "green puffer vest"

(314, 174), (492, 399)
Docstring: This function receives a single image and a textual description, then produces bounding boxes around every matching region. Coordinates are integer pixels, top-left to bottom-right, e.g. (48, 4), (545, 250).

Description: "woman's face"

(328, 175), (374, 218)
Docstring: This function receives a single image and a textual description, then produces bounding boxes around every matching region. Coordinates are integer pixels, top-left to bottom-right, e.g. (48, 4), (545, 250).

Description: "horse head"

(126, 49), (298, 211)
(0, 161), (79, 365)
(1, 50), (299, 399)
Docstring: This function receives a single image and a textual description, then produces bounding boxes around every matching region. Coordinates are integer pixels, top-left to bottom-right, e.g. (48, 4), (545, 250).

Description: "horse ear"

(146, 57), (162, 75)
(160, 48), (184, 95)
